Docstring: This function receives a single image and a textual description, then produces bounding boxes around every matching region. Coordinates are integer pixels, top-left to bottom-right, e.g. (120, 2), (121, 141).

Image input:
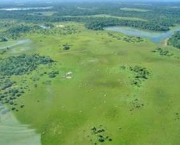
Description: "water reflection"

(105, 26), (180, 43)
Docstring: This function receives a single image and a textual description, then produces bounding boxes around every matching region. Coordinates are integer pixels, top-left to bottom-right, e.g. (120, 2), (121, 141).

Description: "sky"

(1, 0), (180, 3)
(1, 0), (180, 1)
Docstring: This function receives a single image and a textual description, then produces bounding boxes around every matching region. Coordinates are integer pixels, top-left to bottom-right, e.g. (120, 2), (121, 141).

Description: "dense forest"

(0, 2), (180, 32)
(168, 31), (180, 49)
(0, 54), (54, 76)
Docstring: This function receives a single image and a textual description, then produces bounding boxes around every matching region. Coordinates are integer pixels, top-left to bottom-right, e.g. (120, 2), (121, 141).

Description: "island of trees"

(168, 32), (180, 49)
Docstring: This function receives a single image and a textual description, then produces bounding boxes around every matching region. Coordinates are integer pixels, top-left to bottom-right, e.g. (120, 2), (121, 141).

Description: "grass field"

(1, 22), (180, 145)
(64, 15), (147, 21)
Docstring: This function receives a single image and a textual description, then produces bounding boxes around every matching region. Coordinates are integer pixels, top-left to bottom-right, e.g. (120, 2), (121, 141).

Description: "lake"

(39, 25), (50, 29)
(105, 26), (180, 43)
(0, 7), (52, 11)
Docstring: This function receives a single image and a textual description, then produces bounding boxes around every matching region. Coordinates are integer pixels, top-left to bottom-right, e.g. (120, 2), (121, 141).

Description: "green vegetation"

(129, 66), (150, 87)
(85, 17), (170, 31)
(62, 43), (72, 50)
(0, 54), (54, 76)
(108, 32), (144, 43)
(1, 25), (40, 39)
(1, 1), (180, 145)
(120, 65), (150, 87)
(90, 14), (147, 21)
(152, 48), (174, 56)
(8, 28), (179, 145)
(0, 54), (58, 113)
(0, 2), (179, 32)
(0, 24), (80, 40)
(168, 31), (180, 49)
(1, 36), (8, 42)
(90, 126), (112, 144)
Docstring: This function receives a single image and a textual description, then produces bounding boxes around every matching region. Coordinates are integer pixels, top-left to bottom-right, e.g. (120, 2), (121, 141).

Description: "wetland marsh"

(1, 1), (180, 145)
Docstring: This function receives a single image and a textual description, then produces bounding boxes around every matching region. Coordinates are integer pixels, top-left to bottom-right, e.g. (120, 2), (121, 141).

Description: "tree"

(1, 37), (8, 42)
(62, 43), (72, 50)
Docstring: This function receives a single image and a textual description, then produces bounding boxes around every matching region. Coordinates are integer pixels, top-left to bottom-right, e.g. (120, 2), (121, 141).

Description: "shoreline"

(0, 103), (41, 145)
(163, 38), (169, 47)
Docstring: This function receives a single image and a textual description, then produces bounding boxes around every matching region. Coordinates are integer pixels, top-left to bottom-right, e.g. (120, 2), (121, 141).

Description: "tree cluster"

(0, 54), (54, 76)
(168, 32), (180, 49)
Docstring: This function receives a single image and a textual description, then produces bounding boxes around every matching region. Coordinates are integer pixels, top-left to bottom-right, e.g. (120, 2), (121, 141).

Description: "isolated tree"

(62, 43), (72, 50)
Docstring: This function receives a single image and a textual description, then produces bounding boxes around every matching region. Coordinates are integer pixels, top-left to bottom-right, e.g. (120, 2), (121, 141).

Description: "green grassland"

(63, 15), (147, 21)
(1, 22), (180, 145)
(33, 12), (57, 16)
(93, 15), (147, 21)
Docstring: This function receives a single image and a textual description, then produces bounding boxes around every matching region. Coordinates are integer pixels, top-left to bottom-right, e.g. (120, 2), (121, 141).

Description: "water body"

(39, 25), (50, 29)
(105, 26), (180, 43)
(0, 39), (33, 54)
(0, 103), (41, 145)
(0, 7), (52, 11)
(0, 39), (31, 50)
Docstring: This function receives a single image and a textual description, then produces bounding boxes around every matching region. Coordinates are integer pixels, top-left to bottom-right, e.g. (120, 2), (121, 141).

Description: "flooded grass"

(0, 103), (41, 145)
(1, 23), (180, 145)
(0, 39), (33, 54)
